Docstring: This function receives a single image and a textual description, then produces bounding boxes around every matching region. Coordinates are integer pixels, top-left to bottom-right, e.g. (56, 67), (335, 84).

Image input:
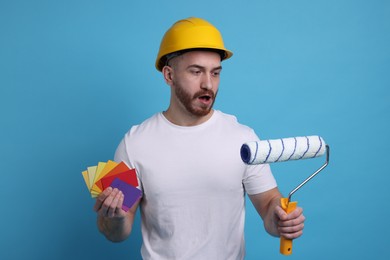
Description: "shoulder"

(214, 110), (258, 139)
(114, 113), (162, 163)
(214, 110), (247, 127)
(126, 113), (162, 136)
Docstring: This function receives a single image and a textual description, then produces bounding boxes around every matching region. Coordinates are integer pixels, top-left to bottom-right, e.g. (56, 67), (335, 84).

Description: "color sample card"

(81, 160), (141, 211)
(110, 178), (142, 212)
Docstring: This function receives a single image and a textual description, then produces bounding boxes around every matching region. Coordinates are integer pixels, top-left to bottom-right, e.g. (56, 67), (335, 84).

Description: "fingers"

(276, 206), (305, 239)
(279, 222), (305, 239)
(274, 205), (288, 220)
(94, 187), (125, 218)
(93, 187), (112, 212)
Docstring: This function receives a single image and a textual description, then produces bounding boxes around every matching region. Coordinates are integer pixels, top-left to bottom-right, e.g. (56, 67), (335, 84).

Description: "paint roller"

(240, 135), (330, 255)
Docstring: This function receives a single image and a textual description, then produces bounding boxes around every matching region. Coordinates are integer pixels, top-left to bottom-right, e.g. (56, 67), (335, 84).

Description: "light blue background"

(1, 0), (389, 259)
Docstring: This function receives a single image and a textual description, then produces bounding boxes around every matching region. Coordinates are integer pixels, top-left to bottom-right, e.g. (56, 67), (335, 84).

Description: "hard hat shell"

(155, 17), (233, 71)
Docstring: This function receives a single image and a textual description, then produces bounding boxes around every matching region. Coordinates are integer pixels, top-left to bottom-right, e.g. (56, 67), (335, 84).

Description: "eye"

(212, 70), (221, 77)
(191, 70), (201, 75)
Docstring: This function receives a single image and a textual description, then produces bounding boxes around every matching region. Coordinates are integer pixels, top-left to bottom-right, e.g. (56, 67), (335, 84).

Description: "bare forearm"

(262, 196), (282, 237)
(249, 188), (282, 237)
(97, 215), (133, 242)
(250, 187), (305, 240)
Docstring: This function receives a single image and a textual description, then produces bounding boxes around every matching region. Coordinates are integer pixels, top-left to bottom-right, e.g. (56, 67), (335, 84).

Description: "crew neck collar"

(159, 110), (219, 130)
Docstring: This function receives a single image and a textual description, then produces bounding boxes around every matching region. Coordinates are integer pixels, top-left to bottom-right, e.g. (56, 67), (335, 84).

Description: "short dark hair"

(162, 48), (226, 67)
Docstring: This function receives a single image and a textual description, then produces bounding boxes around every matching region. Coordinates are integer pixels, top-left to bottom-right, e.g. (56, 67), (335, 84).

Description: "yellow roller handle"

(280, 198), (298, 255)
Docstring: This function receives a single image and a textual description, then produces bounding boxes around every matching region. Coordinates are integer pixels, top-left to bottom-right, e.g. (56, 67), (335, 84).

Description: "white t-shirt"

(114, 110), (277, 260)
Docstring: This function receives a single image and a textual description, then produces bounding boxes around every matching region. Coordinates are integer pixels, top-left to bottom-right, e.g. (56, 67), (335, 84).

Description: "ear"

(162, 65), (173, 84)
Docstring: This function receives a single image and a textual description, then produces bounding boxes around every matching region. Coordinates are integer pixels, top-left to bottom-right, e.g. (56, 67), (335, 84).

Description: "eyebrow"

(187, 64), (223, 71)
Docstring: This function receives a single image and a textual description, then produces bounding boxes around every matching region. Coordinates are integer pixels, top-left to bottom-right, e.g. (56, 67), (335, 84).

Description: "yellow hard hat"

(155, 17), (233, 71)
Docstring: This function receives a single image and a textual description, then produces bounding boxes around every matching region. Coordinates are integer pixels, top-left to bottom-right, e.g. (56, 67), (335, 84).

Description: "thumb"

(274, 205), (288, 220)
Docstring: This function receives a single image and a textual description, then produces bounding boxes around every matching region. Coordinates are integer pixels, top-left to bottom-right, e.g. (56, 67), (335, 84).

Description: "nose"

(201, 74), (213, 90)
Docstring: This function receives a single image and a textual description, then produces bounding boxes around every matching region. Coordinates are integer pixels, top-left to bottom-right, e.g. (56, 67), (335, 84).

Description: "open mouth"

(194, 90), (215, 106)
(198, 95), (211, 101)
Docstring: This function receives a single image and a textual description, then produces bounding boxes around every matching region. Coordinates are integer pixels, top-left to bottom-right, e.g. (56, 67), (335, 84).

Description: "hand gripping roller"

(240, 135), (330, 255)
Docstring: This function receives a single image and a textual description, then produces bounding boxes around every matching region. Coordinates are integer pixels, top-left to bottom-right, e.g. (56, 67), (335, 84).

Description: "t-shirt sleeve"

(243, 163), (277, 195)
(241, 129), (277, 195)
(114, 133), (143, 192)
(114, 137), (130, 165)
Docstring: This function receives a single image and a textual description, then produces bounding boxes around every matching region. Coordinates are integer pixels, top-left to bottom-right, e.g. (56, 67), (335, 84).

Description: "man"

(94, 17), (305, 259)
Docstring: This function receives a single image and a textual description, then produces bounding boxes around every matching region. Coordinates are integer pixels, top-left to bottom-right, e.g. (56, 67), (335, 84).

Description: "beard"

(175, 84), (217, 117)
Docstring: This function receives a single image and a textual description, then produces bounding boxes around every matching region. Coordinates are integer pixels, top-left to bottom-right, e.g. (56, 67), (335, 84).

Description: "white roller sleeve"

(241, 135), (326, 165)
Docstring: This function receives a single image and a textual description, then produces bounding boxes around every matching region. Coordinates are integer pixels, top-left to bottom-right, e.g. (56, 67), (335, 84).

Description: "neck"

(163, 108), (214, 126)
